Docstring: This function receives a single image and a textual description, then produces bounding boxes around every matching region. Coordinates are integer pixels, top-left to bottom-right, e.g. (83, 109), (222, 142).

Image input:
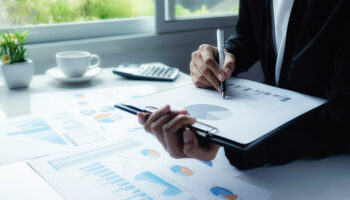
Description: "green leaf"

(0, 29), (30, 64)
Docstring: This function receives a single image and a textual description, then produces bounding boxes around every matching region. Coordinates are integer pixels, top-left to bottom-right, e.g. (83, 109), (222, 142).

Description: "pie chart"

(184, 104), (233, 120)
(170, 165), (194, 177)
(80, 109), (96, 116)
(94, 113), (122, 123)
(210, 187), (238, 200)
(74, 93), (85, 99)
(141, 149), (160, 158)
(77, 101), (88, 106)
(99, 106), (116, 112)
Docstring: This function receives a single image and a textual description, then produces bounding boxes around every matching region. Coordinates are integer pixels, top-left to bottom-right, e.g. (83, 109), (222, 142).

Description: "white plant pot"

(1, 59), (34, 89)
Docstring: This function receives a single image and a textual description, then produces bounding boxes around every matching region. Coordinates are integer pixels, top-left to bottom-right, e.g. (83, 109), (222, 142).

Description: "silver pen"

(217, 29), (226, 99)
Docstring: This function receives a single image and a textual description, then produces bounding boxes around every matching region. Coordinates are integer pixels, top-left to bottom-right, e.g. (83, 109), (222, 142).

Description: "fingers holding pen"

(190, 57), (214, 89)
(191, 45), (222, 91)
(190, 44), (236, 92)
(223, 51), (235, 79)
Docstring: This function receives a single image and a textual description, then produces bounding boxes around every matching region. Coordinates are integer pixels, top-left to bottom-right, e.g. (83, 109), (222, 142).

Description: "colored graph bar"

(110, 178), (124, 184)
(84, 165), (105, 173)
(98, 174), (119, 183)
(118, 181), (129, 187)
(140, 197), (153, 200)
(133, 189), (141, 194)
(48, 140), (141, 171)
(6, 118), (51, 136)
(78, 162), (153, 200)
(135, 171), (182, 196)
(99, 171), (114, 177)
(63, 134), (78, 146)
(80, 162), (101, 170)
(124, 192), (147, 200)
(124, 185), (135, 191)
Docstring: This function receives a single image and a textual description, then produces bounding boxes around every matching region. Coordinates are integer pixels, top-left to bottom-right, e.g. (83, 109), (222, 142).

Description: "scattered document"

(31, 85), (156, 115)
(29, 136), (271, 200)
(0, 112), (114, 165)
(30, 85), (157, 134)
(128, 78), (327, 145)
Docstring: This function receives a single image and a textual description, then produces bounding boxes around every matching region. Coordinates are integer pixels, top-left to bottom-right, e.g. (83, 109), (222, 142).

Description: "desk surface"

(1, 68), (350, 200)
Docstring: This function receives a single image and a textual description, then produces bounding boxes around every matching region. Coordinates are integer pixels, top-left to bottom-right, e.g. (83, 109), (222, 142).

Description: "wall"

(26, 27), (263, 82)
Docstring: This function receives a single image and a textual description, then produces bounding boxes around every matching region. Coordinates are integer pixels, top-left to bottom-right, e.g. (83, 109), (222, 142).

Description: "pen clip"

(191, 121), (219, 137)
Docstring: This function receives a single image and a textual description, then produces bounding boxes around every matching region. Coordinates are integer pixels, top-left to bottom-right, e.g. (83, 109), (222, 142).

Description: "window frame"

(155, 0), (238, 34)
(0, 17), (155, 44)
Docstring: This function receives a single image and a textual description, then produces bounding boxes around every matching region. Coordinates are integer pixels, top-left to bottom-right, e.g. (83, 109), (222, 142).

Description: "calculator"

(112, 62), (179, 81)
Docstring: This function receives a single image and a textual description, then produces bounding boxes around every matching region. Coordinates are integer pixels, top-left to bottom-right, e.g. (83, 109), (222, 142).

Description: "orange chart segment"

(210, 187), (238, 200)
(141, 149), (160, 158)
(94, 113), (122, 123)
(170, 165), (194, 177)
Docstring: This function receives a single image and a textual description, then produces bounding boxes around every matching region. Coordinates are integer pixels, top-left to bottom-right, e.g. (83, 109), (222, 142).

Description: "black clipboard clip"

(114, 104), (220, 147)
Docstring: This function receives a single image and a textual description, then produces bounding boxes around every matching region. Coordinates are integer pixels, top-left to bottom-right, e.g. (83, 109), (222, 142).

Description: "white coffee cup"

(56, 51), (100, 77)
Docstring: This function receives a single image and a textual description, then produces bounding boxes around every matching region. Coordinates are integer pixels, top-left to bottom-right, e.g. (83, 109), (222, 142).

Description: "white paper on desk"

(30, 85), (157, 115)
(0, 112), (114, 165)
(29, 134), (271, 200)
(0, 108), (146, 165)
(30, 85), (157, 138)
(129, 78), (327, 145)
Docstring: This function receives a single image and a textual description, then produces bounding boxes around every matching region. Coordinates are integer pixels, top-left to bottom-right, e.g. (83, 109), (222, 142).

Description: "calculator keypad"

(136, 64), (178, 80)
(114, 62), (179, 81)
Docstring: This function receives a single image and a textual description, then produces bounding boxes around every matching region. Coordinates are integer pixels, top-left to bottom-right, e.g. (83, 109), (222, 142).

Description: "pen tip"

(222, 91), (226, 99)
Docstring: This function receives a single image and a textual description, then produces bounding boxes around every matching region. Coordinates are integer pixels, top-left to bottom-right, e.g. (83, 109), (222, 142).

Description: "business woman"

(138, 0), (350, 169)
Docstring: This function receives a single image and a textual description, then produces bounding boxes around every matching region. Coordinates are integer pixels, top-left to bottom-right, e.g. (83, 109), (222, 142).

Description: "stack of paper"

(0, 83), (273, 200)
(29, 134), (271, 200)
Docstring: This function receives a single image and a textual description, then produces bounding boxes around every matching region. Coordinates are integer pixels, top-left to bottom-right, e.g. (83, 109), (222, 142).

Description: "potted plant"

(0, 30), (34, 89)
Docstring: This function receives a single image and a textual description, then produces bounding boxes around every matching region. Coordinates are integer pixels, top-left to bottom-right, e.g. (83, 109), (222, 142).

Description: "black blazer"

(224, 0), (350, 169)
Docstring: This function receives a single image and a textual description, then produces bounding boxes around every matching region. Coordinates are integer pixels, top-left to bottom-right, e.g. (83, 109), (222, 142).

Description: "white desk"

(1, 68), (349, 200)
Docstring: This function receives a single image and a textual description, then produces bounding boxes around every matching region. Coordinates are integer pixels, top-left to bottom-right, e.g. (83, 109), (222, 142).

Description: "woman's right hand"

(190, 44), (236, 92)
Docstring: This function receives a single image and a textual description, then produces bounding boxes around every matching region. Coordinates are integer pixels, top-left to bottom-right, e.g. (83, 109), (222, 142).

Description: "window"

(0, 0), (239, 43)
(0, 0), (155, 43)
(171, 0), (239, 20)
(156, 0), (239, 33)
(0, 0), (154, 27)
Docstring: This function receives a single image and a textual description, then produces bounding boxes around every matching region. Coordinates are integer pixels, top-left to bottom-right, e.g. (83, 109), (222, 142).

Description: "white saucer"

(46, 67), (102, 83)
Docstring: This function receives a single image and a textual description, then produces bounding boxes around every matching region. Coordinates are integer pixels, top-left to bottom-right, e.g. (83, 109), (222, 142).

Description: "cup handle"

(89, 54), (100, 69)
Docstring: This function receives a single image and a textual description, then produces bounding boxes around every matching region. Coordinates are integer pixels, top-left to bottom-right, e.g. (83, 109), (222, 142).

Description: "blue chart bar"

(135, 171), (182, 196)
(199, 160), (213, 167)
(62, 134), (78, 146)
(79, 162), (153, 200)
(48, 140), (141, 171)
(6, 118), (67, 145)
(6, 118), (52, 136)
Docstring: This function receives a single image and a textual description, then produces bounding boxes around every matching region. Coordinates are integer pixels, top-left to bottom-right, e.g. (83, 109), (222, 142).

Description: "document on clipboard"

(115, 78), (327, 152)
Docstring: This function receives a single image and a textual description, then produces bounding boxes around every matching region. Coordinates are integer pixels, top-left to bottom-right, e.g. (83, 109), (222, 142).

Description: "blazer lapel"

(263, 0), (277, 85)
(278, 0), (308, 87)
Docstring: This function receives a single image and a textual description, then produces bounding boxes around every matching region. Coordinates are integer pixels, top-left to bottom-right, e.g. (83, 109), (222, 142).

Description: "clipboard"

(114, 103), (325, 153)
(114, 78), (327, 153)
(115, 104), (218, 148)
